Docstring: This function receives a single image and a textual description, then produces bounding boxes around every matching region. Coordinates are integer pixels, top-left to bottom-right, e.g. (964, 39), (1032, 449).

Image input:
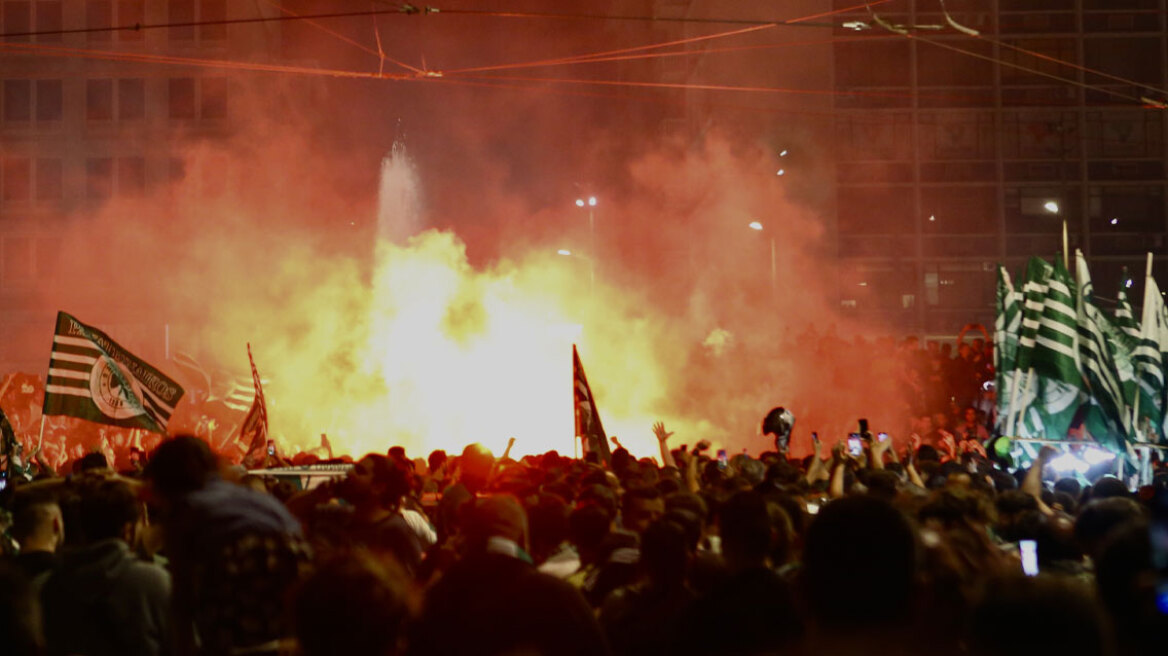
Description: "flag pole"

(1062, 221), (1069, 270)
(1131, 252), (1153, 440)
(164, 324), (170, 360)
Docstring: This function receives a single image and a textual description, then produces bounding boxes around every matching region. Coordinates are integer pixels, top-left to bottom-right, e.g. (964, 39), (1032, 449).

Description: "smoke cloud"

(3, 5), (914, 460)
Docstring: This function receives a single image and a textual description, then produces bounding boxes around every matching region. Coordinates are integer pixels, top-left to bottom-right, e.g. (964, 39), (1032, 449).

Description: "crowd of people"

(2, 398), (1168, 656)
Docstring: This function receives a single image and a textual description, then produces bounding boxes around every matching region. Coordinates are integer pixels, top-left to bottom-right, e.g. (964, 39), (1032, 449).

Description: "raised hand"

(652, 421), (674, 443)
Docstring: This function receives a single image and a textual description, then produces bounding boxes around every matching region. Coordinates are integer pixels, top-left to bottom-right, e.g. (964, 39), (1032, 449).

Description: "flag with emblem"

(43, 312), (184, 434)
(573, 345), (611, 465)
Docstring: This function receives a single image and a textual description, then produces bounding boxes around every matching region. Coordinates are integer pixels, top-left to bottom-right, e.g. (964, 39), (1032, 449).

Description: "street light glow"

(779, 150), (788, 157)
(1110, 217), (1119, 225)
(748, 221), (763, 231)
(575, 199), (585, 207)
(588, 196), (597, 207)
(557, 249), (572, 256)
(1044, 201), (1060, 214)
(776, 169), (785, 176)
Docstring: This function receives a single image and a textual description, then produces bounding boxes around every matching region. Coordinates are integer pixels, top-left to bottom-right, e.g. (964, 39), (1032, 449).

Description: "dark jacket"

(40, 538), (170, 656)
(413, 551), (609, 656)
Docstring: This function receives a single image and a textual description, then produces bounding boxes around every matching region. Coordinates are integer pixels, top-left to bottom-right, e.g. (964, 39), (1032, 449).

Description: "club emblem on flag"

(91, 357), (144, 420)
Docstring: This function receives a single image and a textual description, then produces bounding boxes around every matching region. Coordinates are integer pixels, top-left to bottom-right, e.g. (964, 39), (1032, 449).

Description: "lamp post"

(749, 221), (777, 297)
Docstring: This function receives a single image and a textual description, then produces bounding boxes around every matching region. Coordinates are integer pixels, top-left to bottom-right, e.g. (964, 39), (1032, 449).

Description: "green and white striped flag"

(1115, 267), (1141, 341)
(1017, 258), (1083, 440)
(43, 312), (185, 434)
(1105, 267), (1141, 413)
(1134, 274), (1168, 443)
(1074, 252), (1130, 452)
(995, 265), (1022, 435)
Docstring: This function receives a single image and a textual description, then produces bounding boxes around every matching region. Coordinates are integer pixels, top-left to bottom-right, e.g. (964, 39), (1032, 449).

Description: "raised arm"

(652, 422), (675, 468)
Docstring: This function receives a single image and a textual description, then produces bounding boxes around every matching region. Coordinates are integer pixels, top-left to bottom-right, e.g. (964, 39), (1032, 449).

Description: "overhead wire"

(439, 1), (891, 75)
(861, 1), (1166, 108)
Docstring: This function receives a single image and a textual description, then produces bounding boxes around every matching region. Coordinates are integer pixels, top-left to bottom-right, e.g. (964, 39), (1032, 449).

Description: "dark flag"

(573, 345), (611, 465)
(236, 344), (269, 457)
(43, 312), (184, 434)
(169, 351), (212, 400)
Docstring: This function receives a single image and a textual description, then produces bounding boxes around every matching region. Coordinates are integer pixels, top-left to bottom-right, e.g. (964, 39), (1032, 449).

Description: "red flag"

(573, 345), (611, 465)
(237, 344), (268, 458)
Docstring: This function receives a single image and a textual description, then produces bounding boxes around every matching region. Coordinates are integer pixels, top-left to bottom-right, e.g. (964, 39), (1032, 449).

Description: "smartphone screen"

(878, 432), (889, 442)
(811, 431), (819, 443)
(717, 449), (728, 469)
(1020, 539), (1039, 577)
(847, 435), (864, 457)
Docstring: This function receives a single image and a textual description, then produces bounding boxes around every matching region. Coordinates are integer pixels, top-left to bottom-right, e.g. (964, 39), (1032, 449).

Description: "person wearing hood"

(40, 474), (170, 656)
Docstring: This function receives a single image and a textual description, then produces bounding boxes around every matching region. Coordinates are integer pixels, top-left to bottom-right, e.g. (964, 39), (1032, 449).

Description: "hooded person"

(412, 495), (609, 656)
(144, 435), (308, 656)
(40, 475), (170, 656)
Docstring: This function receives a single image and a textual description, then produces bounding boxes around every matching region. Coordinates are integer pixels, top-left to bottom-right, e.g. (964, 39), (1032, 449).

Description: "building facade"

(831, 0), (1168, 337)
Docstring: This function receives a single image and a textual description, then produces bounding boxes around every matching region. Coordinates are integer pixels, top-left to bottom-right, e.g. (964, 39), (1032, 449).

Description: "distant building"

(831, 0), (1167, 337)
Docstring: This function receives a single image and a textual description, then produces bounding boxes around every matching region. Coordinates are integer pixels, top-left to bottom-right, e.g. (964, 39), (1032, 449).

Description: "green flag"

(1074, 252), (1130, 453)
(43, 312), (185, 434)
(1018, 258), (1083, 440)
(995, 265), (1022, 435)
(1134, 275), (1168, 444)
(1115, 267), (1141, 341)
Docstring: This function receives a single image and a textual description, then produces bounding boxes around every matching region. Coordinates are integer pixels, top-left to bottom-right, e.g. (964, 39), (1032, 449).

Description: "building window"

(2, 1), (30, 42)
(1085, 37), (1161, 85)
(168, 77), (196, 119)
(921, 186), (1000, 235)
(1002, 112), (1078, 159)
(0, 80), (60, 124)
(3, 79), (30, 122)
(1001, 38), (1077, 86)
(86, 79), (114, 121)
(169, 0), (226, 42)
(1004, 185), (1081, 233)
(199, 0), (225, 41)
(2, 157), (31, 202)
(169, 77), (227, 120)
(117, 78), (145, 120)
(35, 158), (61, 201)
(917, 39), (994, 87)
(1088, 185), (1164, 233)
(85, 0), (111, 42)
(117, 157), (145, 196)
(86, 158), (113, 199)
(35, 79), (60, 121)
(837, 185), (915, 235)
(35, 1), (61, 42)
(834, 41), (911, 87)
(918, 111), (996, 160)
(116, 0), (143, 41)
(835, 113), (912, 161)
(1085, 111), (1163, 159)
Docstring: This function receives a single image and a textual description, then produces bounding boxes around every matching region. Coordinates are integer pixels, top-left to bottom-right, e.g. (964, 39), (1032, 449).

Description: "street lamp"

(748, 221), (777, 297)
(1044, 200), (1060, 214)
(574, 196), (598, 286)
